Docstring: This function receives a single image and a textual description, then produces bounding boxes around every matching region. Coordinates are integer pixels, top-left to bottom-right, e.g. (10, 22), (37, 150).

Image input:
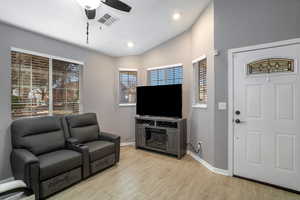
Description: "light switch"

(218, 102), (227, 110)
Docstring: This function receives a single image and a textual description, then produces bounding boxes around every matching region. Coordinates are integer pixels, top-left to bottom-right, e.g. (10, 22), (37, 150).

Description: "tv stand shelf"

(135, 115), (187, 159)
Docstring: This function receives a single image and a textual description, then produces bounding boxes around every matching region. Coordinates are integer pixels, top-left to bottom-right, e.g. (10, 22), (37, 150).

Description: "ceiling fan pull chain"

(86, 22), (89, 44)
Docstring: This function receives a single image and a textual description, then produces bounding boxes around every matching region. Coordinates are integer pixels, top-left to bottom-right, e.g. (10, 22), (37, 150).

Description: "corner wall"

(115, 56), (142, 143)
(190, 2), (215, 165)
(117, 0), (300, 171)
(118, 2), (216, 166)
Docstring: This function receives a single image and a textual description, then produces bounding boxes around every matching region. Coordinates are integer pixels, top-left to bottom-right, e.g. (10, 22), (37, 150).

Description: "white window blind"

(194, 58), (208, 105)
(119, 71), (137, 104)
(11, 51), (82, 119)
(11, 52), (50, 119)
(149, 66), (183, 86)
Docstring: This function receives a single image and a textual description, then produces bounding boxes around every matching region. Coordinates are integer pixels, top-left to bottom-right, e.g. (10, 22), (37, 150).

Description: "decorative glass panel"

(247, 58), (294, 75)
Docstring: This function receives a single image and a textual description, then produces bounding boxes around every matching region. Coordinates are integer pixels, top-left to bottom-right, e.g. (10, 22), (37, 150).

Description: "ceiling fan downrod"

(86, 22), (89, 44)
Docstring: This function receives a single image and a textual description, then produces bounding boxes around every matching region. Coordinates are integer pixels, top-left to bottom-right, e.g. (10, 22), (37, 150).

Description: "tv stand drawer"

(156, 121), (178, 128)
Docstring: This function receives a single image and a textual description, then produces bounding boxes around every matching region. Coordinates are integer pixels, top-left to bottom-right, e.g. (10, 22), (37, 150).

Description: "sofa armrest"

(66, 139), (90, 178)
(99, 132), (120, 142)
(99, 132), (120, 162)
(10, 149), (40, 197)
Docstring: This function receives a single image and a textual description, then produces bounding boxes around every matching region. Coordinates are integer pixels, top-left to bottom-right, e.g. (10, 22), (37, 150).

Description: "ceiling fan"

(76, 0), (132, 43)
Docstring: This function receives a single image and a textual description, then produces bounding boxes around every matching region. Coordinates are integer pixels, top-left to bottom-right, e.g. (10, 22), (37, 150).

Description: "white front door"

(233, 42), (300, 191)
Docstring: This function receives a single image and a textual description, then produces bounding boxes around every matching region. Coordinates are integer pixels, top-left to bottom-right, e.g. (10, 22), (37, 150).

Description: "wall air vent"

(98, 13), (118, 26)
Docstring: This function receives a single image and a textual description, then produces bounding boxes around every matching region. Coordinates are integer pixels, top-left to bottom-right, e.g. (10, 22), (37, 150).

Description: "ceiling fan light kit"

(76, 0), (132, 44)
(76, 0), (100, 10)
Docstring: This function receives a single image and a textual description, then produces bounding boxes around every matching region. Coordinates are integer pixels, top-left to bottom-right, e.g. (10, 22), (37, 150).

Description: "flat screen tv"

(136, 84), (182, 118)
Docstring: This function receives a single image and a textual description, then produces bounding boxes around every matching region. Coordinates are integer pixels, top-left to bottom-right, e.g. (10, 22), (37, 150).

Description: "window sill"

(192, 104), (208, 109)
(119, 103), (136, 107)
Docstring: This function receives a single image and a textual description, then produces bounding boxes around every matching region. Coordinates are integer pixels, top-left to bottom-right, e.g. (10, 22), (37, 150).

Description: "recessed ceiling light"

(173, 12), (181, 21)
(127, 42), (134, 48)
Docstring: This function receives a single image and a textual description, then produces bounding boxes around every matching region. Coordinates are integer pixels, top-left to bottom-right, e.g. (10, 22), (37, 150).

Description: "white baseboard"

(0, 177), (14, 184)
(120, 142), (135, 147)
(187, 151), (230, 176)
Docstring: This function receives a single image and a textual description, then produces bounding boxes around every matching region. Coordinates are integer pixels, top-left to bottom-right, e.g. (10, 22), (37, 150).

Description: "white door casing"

(228, 38), (300, 191)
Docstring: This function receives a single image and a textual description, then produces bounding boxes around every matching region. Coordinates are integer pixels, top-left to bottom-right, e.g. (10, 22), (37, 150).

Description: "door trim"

(227, 38), (300, 177)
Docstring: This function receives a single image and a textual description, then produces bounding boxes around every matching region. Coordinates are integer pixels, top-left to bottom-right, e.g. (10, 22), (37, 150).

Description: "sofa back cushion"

(11, 116), (66, 155)
(65, 113), (100, 143)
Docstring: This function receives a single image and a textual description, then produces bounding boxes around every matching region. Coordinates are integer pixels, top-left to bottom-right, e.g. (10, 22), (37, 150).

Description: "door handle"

(235, 119), (245, 124)
(235, 110), (241, 115)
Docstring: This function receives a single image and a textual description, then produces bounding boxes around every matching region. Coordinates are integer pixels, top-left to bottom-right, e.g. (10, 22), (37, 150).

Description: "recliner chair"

(10, 116), (84, 199)
(64, 113), (120, 176)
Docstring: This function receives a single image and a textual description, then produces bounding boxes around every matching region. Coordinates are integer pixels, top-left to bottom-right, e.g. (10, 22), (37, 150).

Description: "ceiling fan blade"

(85, 9), (96, 20)
(101, 0), (132, 12)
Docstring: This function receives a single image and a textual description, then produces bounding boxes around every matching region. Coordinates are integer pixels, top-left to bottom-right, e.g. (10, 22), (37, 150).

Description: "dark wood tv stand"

(135, 115), (187, 159)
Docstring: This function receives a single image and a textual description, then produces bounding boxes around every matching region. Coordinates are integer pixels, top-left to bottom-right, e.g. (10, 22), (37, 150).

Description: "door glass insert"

(247, 58), (294, 75)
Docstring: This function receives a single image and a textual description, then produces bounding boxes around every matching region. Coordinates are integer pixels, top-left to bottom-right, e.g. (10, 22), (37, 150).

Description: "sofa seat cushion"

(38, 150), (82, 181)
(85, 140), (115, 162)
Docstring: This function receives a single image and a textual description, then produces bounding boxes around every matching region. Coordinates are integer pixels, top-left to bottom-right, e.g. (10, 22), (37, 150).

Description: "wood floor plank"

(48, 147), (300, 200)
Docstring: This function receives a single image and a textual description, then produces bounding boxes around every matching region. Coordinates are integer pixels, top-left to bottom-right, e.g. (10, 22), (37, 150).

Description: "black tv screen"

(136, 84), (182, 118)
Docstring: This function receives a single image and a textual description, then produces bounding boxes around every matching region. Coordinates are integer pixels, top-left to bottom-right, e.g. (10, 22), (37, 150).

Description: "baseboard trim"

(120, 142), (135, 147)
(0, 177), (14, 184)
(187, 151), (230, 176)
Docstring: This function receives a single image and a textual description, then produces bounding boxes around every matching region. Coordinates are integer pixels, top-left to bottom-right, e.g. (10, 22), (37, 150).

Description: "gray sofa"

(10, 113), (120, 199)
(64, 113), (120, 176)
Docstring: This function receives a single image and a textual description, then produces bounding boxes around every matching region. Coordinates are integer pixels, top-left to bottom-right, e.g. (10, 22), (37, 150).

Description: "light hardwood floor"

(49, 146), (300, 200)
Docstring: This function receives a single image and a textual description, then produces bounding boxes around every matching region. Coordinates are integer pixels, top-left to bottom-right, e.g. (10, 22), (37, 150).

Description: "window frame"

(192, 55), (208, 109)
(118, 68), (138, 107)
(11, 47), (84, 119)
(147, 63), (183, 86)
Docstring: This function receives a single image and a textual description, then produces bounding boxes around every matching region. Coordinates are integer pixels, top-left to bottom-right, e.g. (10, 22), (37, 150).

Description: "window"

(193, 58), (208, 106)
(119, 70), (138, 105)
(11, 50), (82, 119)
(52, 59), (81, 115)
(148, 65), (183, 86)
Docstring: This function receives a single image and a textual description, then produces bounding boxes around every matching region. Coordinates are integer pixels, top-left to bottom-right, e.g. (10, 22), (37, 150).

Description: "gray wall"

(190, 3), (215, 165)
(115, 56), (142, 142)
(0, 22), (134, 180)
(213, 0), (300, 169)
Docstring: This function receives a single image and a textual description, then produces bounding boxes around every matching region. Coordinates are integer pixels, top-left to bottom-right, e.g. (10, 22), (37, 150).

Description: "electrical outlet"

(197, 143), (201, 151)
(196, 141), (203, 152)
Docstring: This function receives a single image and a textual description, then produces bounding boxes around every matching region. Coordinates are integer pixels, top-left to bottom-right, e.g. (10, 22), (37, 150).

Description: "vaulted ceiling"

(0, 0), (210, 56)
